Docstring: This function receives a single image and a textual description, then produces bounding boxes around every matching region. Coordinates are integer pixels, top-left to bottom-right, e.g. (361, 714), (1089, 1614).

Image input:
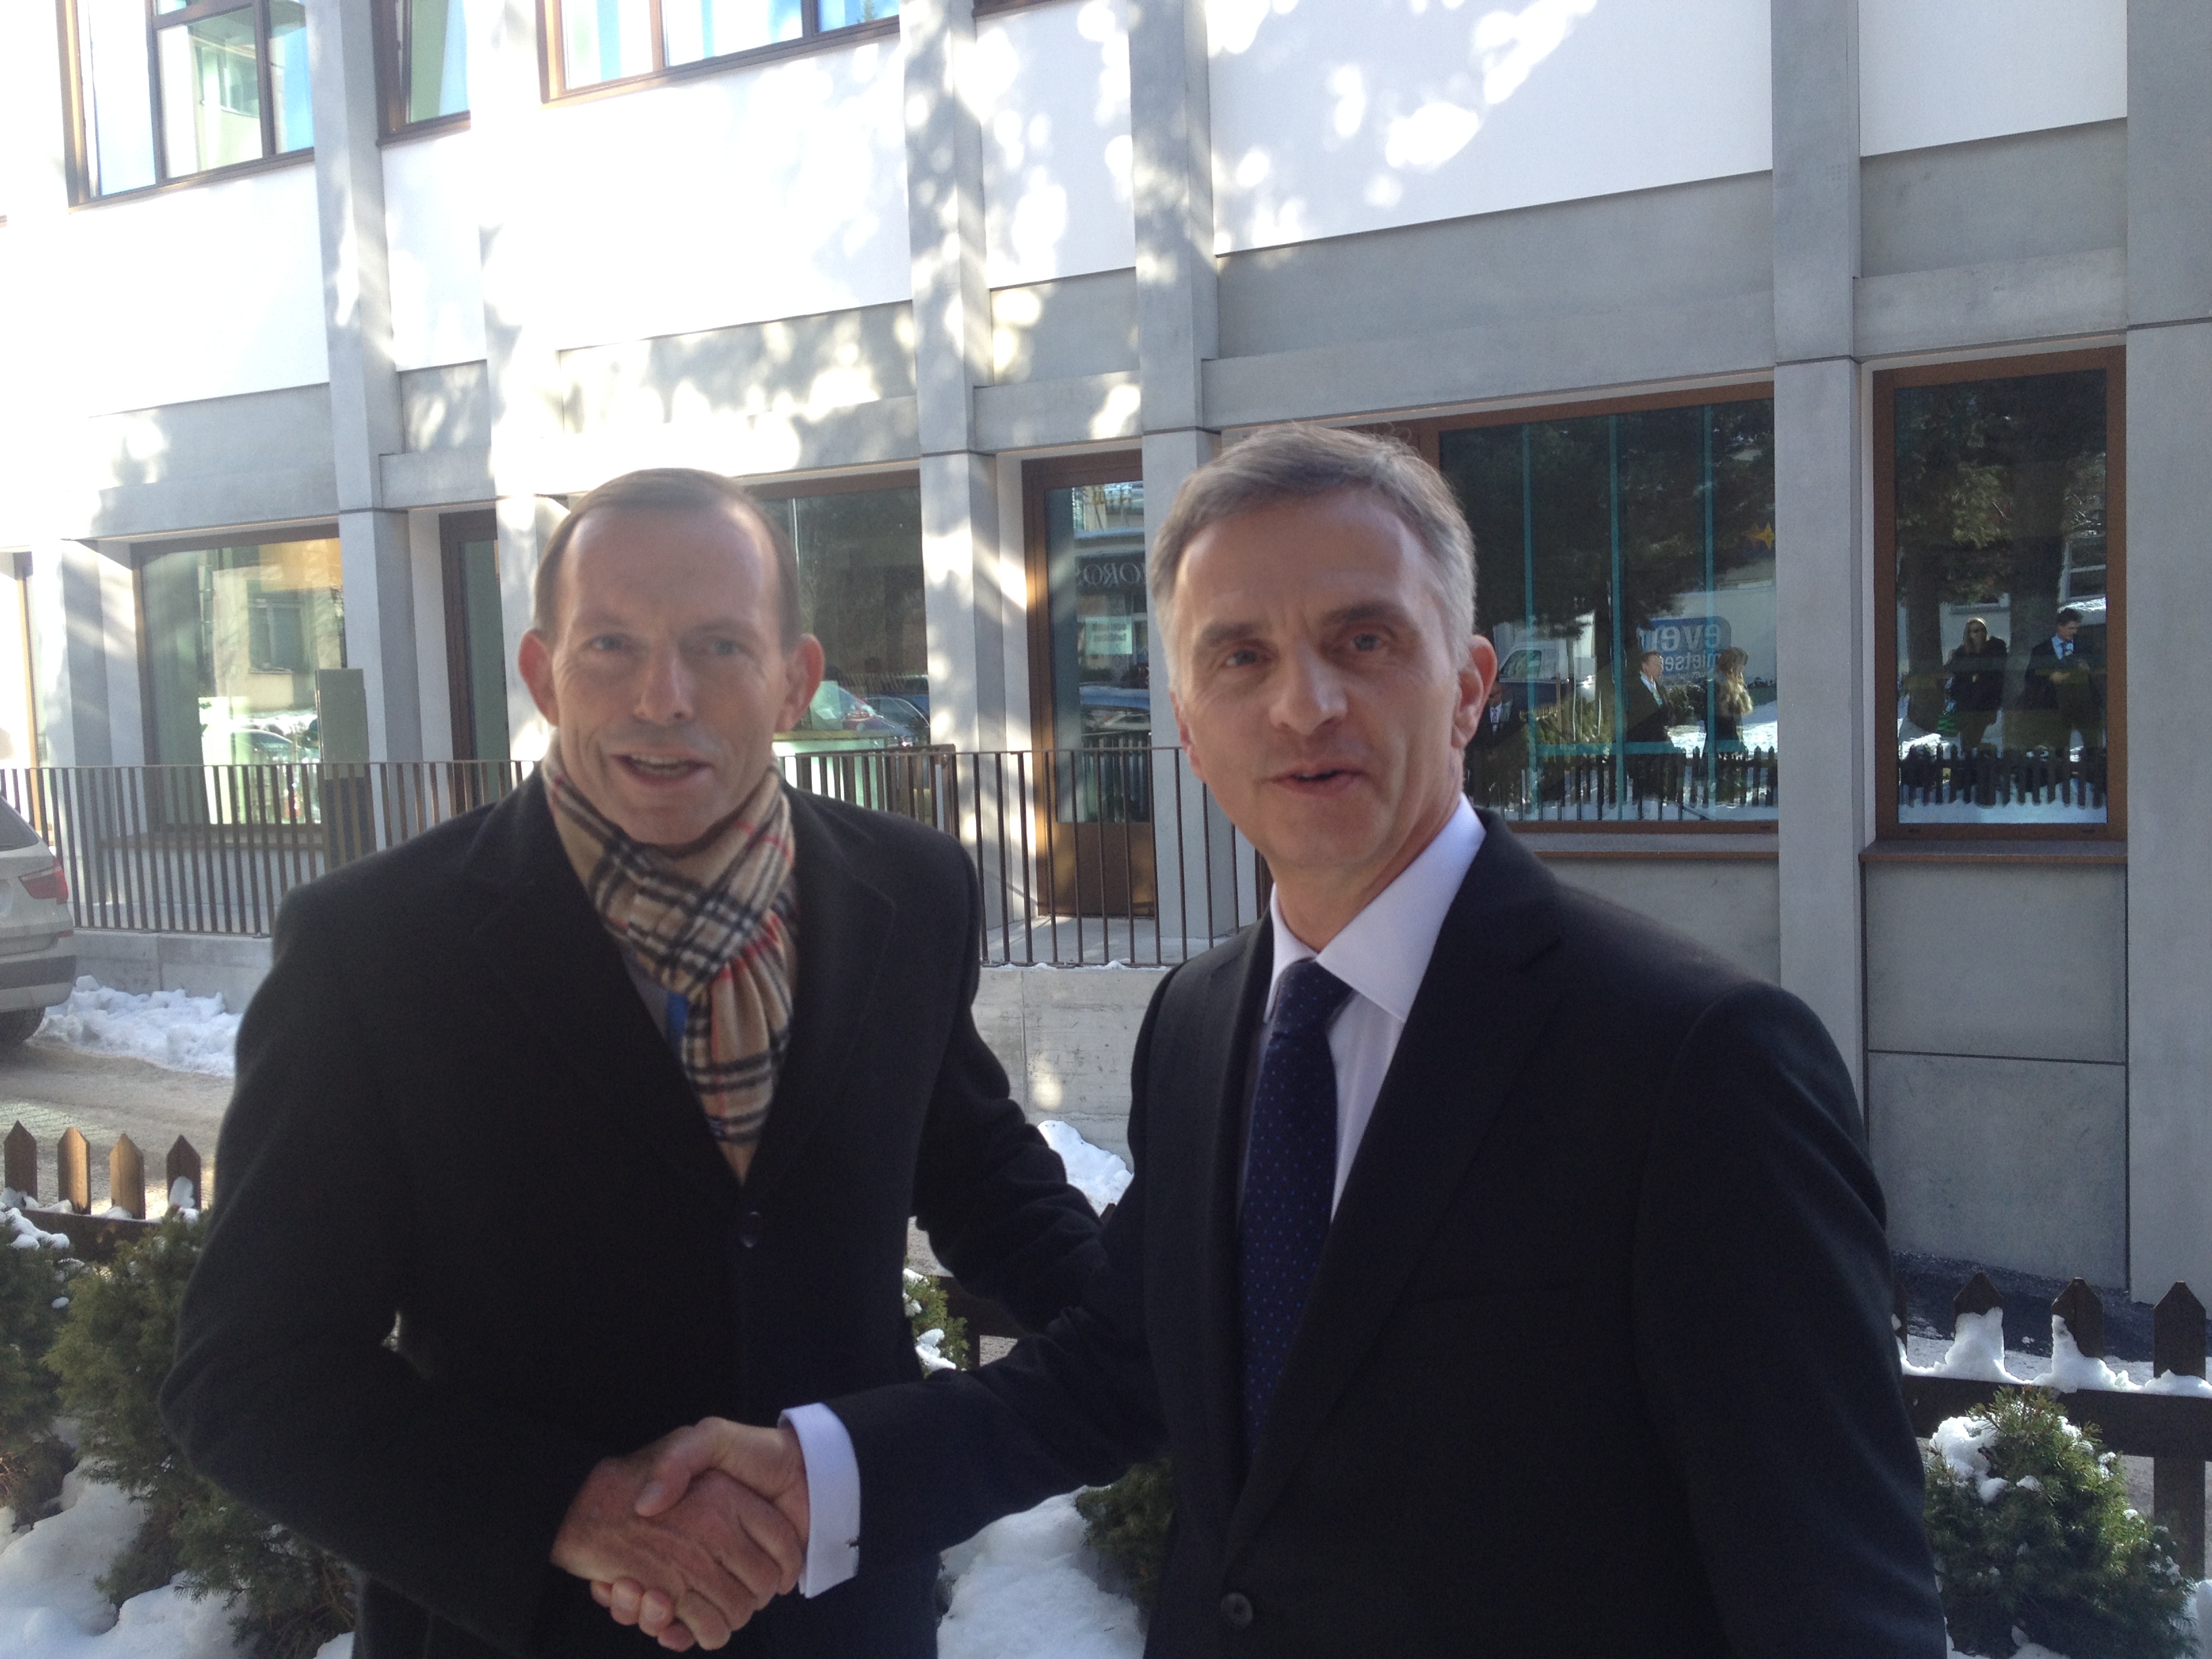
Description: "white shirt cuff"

(781, 1403), (861, 1597)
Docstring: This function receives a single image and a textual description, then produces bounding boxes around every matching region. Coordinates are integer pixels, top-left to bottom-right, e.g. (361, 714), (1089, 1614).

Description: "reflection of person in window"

(2015, 609), (2103, 762)
(1622, 649), (1672, 747)
(1942, 618), (2007, 754)
(1464, 678), (1527, 808)
(1711, 647), (1754, 751)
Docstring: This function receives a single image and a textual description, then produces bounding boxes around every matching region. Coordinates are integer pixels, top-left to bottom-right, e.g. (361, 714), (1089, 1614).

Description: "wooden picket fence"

(3, 1120), (202, 1258)
(1900, 1269), (2211, 1576)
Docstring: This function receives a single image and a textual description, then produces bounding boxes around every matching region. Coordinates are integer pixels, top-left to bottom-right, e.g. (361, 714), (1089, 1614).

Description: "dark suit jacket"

(2020, 638), (2103, 717)
(830, 819), (1946, 1658)
(161, 776), (1104, 1659)
(1622, 674), (1672, 747)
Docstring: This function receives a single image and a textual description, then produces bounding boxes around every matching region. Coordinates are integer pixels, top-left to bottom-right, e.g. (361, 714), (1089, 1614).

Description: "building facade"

(1, 0), (2207, 1298)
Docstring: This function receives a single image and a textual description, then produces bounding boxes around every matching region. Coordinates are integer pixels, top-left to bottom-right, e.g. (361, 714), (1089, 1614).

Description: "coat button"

(738, 1210), (764, 1248)
(1219, 1591), (1253, 1630)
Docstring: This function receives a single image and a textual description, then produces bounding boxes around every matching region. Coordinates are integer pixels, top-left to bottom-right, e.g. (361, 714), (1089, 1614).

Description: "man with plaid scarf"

(162, 469), (1107, 1658)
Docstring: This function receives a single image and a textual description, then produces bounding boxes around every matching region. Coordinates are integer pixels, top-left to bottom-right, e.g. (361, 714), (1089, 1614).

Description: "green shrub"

(904, 1269), (972, 1371)
(0, 1227), (77, 1521)
(1925, 1388), (2192, 1659)
(1075, 1457), (1174, 1613)
(46, 1214), (354, 1659)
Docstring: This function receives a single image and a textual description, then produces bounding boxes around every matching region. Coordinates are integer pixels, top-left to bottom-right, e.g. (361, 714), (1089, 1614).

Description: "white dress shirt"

(784, 798), (1486, 1595)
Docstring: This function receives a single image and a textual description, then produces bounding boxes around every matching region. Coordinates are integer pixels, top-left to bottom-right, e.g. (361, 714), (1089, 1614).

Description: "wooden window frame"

(374, 0), (470, 140)
(1376, 382), (1778, 835)
(58, 0), (316, 205)
(538, 0), (901, 105)
(1872, 346), (2127, 843)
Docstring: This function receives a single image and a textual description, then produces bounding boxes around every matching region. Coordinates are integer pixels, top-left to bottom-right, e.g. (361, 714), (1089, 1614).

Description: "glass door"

(1025, 457), (1154, 918)
(440, 512), (510, 764)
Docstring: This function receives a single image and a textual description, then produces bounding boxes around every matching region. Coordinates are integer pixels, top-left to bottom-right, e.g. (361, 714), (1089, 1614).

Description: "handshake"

(550, 1418), (813, 1652)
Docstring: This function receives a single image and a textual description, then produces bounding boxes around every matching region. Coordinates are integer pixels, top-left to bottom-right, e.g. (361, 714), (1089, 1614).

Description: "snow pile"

(35, 980), (238, 1078)
(0, 1472), (245, 1659)
(1929, 1416), (2013, 1507)
(936, 1494), (1143, 1659)
(2044, 1320), (2136, 1393)
(1910, 1307), (2024, 1384)
(1038, 1122), (1131, 1214)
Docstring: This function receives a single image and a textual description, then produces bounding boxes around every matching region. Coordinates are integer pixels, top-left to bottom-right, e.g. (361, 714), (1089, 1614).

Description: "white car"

(0, 798), (75, 1046)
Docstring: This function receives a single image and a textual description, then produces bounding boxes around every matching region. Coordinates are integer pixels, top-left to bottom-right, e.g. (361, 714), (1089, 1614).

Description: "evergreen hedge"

(1926, 1387), (2194, 1659)
(45, 1214), (354, 1659)
(0, 1230), (76, 1521)
(1075, 1457), (1173, 1613)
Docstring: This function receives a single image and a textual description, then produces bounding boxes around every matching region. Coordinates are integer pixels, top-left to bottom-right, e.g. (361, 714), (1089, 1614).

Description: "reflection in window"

(758, 485), (930, 749)
(550, 0), (895, 91)
(1040, 480), (1151, 825)
(1889, 369), (2112, 827)
(389, 0), (470, 127)
(1439, 400), (1779, 823)
(142, 539), (347, 766)
(78, 0), (310, 198)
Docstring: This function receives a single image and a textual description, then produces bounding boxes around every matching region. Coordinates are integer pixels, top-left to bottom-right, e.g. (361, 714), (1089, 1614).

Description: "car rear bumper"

(0, 954), (76, 1010)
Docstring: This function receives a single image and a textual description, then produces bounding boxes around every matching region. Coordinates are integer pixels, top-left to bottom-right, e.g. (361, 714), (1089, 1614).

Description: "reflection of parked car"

(777, 682), (928, 754)
(1492, 647), (1572, 714)
(0, 798), (76, 1047)
(1079, 683), (1151, 735)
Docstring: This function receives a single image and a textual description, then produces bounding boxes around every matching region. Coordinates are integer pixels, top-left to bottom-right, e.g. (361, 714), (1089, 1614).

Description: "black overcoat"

(828, 817), (1948, 1657)
(161, 775), (1105, 1658)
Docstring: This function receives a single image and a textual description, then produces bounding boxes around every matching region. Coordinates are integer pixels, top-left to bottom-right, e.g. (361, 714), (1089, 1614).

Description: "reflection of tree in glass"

(1892, 372), (2105, 737)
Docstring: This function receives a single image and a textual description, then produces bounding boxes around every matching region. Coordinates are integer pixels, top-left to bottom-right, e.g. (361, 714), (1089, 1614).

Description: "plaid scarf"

(544, 743), (798, 1181)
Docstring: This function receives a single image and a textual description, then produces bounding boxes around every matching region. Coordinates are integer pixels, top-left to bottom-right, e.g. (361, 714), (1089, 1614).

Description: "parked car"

(777, 682), (930, 754)
(0, 798), (76, 1047)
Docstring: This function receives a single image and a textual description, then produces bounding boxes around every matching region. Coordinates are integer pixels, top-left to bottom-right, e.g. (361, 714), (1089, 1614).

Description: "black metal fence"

(1896, 743), (2108, 813)
(0, 750), (1274, 966)
(1466, 744), (1778, 822)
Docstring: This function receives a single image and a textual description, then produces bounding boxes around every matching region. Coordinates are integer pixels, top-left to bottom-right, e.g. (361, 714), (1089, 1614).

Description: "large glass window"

(1879, 356), (2121, 834)
(1437, 396), (1779, 825)
(381, 0), (470, 131)
(546, 0), (895, 94)
(758, 483), (930, 749)
(73, 0), (312, 199)
(440, 513), (508, 761)
(141, 537), (346, 765)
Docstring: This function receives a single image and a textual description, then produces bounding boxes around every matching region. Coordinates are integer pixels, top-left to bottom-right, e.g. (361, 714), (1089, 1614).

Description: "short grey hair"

(1147, 425), (1475, 675)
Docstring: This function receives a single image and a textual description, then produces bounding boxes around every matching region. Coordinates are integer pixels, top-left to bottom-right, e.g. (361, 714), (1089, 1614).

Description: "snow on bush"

(1037, 1122), (1130, 1214)
(35, 981), (237, 1078)
(937, 1494), (1143, 1659)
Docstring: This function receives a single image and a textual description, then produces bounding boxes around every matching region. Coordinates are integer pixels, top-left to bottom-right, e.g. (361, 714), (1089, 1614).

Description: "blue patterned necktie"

(1238, 958), (1354, 1459)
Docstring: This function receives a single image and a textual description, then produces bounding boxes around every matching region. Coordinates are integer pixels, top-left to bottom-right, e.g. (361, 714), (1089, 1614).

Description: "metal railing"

(0, 750), (1274, 966)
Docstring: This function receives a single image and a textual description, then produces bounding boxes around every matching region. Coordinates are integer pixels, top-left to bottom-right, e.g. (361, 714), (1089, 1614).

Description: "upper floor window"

(545, 0), (899, 96)
(1433, 393), (1780, 828)
(380, 0), (470, 133)
(70, 0), (312, 200)
(1877, 351), (2124, 837)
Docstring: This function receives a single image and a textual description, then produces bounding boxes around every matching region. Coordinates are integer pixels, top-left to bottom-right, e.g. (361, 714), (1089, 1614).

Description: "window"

(440, 512), (508, 761)
(1876, 351), (2124, 837)
(752, 480), (930, 750)
(140, 536), (345, 765)
(544, 0), (899, 95)
(380, 0), (470, 133)
(1433, 392), (1780, 827)
(70, 0), (312, 199)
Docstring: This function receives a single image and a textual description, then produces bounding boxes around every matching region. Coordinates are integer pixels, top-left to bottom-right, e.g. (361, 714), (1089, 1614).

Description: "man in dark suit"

(159, 469), (1104, 1658)
(1461, 675), (1527, 809)
(613, 428), (1946, 1656)
(1622, 647), (1673, 747)
(2015, 607), (2105, 761)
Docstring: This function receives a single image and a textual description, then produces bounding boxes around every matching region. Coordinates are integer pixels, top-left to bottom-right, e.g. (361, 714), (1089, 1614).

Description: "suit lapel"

(1180, 927), (1273, 1530)
(465, 776), (737, 1214)
(1225, 822), (1566, 1555)
(737, 790), (895, 1202)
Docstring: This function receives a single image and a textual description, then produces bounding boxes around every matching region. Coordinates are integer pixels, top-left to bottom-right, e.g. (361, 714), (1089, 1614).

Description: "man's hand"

(593, 1420), (811, 1646)
(552, 1435), (804, 1652)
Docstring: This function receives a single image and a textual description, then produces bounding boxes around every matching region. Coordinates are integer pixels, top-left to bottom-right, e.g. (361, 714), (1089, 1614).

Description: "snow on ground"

(937, 1494), (1143, 1659)
(35, 980), (239, 1078)
(1038, 1122), (1132, 1213)
(0, 1471), (245, 1659)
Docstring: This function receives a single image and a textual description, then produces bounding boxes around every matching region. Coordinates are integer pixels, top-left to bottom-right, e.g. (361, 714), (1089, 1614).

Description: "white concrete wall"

(75, 932), (273, 1017)
(520, 36), (910, 352)
(973, 964), (1164, 1162)
(974, 0), (1134, 285)
(1858, 0), (2125, 157)
(383, 129), (488, 371)
(57, 164), (329, 413)
(1206, 0), (1771, 253)
(0, 230), (24, 546)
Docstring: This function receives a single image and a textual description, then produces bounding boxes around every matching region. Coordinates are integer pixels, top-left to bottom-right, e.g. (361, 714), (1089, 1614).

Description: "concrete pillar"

(469, 0), (567, 760)
(1769, 0), (1868, 1096)
(308, 0), (419, 759)
(1128, 0), (1239, 947)
(904, 0), (1003, 755)
(2123, 0), (2212, 1296)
